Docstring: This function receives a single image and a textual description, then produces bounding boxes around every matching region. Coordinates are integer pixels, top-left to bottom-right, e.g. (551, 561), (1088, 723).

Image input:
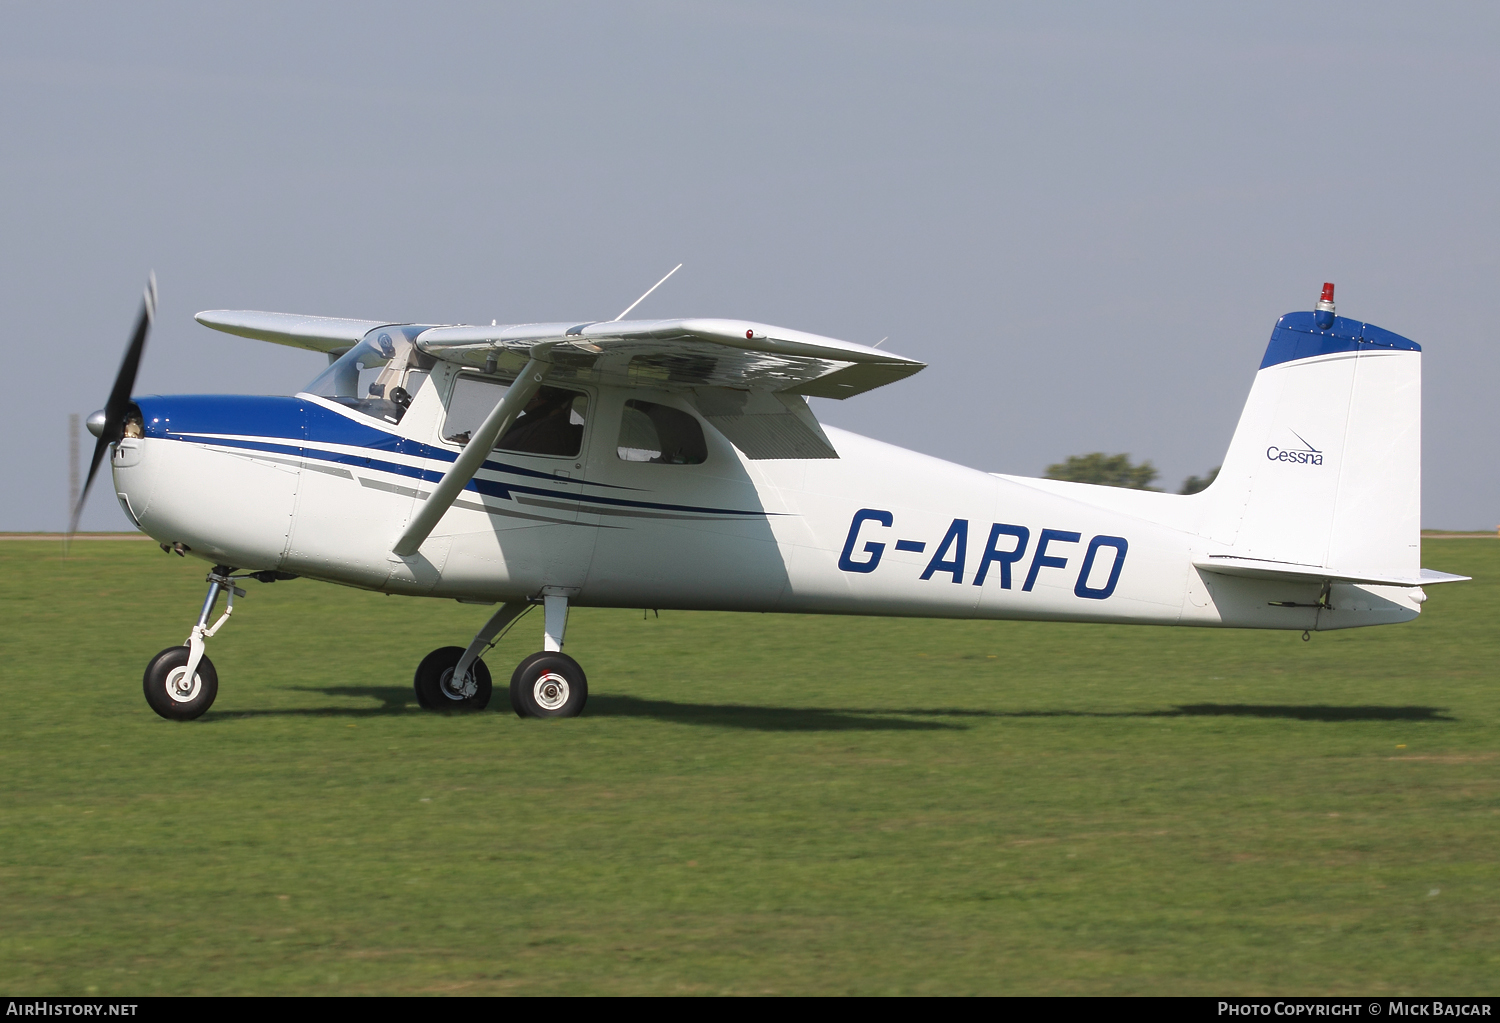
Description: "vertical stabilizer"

(1202, 295), (1422, 581)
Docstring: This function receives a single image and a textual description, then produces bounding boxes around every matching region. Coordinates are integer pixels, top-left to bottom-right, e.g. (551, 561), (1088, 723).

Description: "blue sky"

(4, 1), (1496, 529)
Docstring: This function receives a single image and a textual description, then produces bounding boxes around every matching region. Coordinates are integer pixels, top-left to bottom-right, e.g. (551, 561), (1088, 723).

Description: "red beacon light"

(1314, 282), (1336, 330)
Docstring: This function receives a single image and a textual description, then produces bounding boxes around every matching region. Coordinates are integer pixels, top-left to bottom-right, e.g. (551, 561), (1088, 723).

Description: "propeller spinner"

(71, 273), (156, 537)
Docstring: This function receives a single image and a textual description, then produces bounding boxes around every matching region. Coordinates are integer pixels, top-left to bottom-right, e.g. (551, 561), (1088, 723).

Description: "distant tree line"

(1044, 453), (1220, 495)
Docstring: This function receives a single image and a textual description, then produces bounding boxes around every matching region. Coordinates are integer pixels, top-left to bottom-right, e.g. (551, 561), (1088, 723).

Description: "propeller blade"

(68, 273), (156, 538)
(102, 273), (156, 436)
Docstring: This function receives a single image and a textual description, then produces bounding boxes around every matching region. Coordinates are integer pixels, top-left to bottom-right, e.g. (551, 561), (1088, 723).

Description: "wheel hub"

(438, 666), (478, 700)
(533, 671), (569, 711)
(164, 666), (201, 703)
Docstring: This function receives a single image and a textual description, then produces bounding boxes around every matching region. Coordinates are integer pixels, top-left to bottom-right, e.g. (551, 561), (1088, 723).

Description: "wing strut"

(392, 357), (547, 556)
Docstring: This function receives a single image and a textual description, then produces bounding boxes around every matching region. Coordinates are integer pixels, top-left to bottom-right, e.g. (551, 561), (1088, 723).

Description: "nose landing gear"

(142, 564), (244, 721)
(414, 590), (588, 718)
(141, 565), (293, 720)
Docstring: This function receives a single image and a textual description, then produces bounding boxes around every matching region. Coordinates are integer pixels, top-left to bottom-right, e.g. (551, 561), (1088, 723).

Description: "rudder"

(1202, 300), (1422, 581)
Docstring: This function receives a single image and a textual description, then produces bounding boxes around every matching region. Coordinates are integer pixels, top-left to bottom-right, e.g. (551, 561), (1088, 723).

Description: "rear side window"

(617, 400), (707, 464)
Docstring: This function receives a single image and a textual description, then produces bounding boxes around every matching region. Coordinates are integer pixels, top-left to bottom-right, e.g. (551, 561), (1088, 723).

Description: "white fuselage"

(110, 359), (1422, 634)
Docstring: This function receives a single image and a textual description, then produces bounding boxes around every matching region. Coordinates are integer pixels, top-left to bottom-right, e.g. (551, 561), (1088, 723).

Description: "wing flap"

(691, 388), (839, 459)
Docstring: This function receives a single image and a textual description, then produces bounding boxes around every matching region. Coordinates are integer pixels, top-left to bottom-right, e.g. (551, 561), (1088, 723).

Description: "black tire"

(414, 646), (492, 711)
(510, 652), (588, 719)
(143, 646), (219, 721)
(413, 656), (432, 709)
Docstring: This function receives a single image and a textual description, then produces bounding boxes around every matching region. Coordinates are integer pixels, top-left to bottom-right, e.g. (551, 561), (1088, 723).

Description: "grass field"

(1, 539), (1496, 995)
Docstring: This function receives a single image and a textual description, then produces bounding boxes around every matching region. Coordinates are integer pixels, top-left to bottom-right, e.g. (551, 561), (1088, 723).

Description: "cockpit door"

(429, 368), (600, 595)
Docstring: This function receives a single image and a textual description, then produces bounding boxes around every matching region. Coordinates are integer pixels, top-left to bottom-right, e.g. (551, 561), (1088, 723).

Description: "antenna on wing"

(612, 263), (682, 322)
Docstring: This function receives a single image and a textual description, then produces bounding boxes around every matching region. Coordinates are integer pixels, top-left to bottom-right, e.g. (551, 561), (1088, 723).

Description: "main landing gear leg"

(142, 565), (244, 721)
(413, 601), (528, 711)
(510, 591), (588, 719)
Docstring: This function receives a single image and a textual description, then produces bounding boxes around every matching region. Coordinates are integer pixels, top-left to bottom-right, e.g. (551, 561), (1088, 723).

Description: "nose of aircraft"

(86, 409), (107, 438)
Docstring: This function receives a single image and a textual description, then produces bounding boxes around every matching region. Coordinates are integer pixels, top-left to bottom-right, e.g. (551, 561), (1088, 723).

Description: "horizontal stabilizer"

(196, 310), (396, 355)
(1195, 555), (1469, 588)
(1418, 568), (1472, 585)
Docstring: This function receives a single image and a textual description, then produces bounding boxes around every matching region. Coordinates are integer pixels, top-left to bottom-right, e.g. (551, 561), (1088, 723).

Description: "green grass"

(0, 539), (1496, 995)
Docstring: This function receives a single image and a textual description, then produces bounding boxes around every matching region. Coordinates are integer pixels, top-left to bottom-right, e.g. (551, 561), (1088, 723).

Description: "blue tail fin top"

(1260, 311), (1419, 370)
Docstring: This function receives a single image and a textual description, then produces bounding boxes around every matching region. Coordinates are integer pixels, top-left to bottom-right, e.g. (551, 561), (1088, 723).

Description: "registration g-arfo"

(76, 276), (1466, 721)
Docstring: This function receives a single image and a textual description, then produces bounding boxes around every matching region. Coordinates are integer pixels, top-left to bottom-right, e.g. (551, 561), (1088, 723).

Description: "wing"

(197, 310), (925, 464)
(195, 310), (402, 356)
(196, 311), (926, 396)
(412, 317), (925, 400)
(416, 317), (925, 461)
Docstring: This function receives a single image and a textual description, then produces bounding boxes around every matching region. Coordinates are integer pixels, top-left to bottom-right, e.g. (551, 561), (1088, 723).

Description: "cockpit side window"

(617, 399), (707, 464)
(443, 375), (588, 458)
(305, 329), (435, 425)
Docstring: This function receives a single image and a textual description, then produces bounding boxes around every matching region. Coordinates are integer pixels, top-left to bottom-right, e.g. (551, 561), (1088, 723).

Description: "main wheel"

(510, 652), (588, 718)
(414, 646), (492, 711)
(143, 646), (219, 721)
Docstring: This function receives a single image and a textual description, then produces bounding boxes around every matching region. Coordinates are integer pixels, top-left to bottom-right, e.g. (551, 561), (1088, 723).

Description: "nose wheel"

(141, 563), (241, 721)
(142, 645), (219, 720)
(140, 564), (293, 721)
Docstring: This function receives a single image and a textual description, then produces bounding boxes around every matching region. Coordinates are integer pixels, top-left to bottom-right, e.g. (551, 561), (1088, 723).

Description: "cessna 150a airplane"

(76, 276), (1466, 721)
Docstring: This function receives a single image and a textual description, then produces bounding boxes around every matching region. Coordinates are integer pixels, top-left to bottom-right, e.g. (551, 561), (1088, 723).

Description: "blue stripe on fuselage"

(136, 394), (601, 484)
(133, 394), (770, 517)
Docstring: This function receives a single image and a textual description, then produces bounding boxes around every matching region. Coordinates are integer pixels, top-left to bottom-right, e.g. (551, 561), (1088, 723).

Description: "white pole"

(67, 413), (80, 531)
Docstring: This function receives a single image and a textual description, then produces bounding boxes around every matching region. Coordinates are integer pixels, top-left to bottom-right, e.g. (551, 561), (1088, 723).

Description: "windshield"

(305, 327), (434, 424)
